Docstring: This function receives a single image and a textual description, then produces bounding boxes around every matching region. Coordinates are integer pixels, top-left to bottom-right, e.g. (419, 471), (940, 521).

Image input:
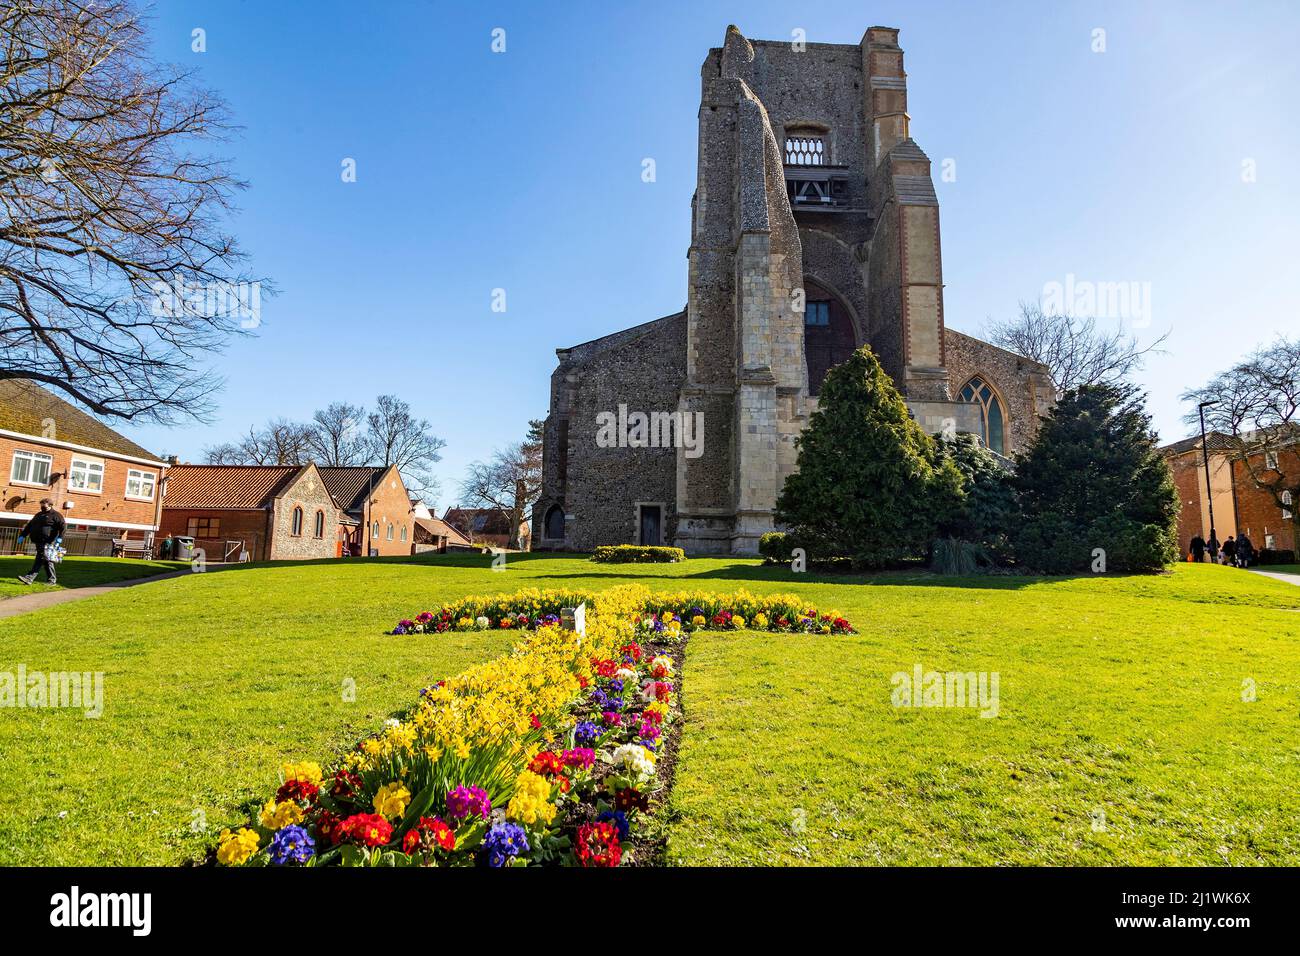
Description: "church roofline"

(557, 309), (686, 358)
(945, 327), (1052, 375)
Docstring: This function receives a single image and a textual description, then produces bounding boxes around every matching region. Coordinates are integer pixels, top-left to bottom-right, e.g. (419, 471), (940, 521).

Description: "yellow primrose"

(282, 761), (323, 787)
(373, 781), (412, 820)
(259, 799), (304, 830)
(216, 827), (260, 866)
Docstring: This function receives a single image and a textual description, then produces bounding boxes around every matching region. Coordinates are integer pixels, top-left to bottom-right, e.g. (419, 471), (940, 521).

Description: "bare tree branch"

(1182, 336), (1300, 545)
(0, 0), (269, 422)
(985, 302), (1168, 393)
(458, 419), (544, 550)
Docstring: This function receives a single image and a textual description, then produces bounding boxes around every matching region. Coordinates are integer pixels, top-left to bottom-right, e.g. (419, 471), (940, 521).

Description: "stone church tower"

(533, 26), (1054, 555)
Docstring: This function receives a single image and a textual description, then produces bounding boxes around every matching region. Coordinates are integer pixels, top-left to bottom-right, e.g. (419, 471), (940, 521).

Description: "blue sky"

(120, 0), (1300, 506)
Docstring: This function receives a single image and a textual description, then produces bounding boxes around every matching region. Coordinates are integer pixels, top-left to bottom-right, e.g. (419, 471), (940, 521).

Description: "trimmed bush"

(758, 531), (806, 564)
(591, 545), (685, 564)
(1258, 548), (1297, 565)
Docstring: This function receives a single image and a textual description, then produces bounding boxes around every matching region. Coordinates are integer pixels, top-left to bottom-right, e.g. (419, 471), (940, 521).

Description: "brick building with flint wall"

(533, 25), (1053, 555)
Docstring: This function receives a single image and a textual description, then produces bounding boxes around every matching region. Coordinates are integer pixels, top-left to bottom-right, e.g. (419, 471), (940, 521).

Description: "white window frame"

(1265, 451), (1280, 470)
(1284, 490), (1294, 520)
(125, 468), (157, 501)
(68, 455), (105, 494)
(11, 449), (53, 487)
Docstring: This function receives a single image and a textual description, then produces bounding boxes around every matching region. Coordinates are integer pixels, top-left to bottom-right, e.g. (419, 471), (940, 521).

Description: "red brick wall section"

(157, 508), (271, 561)
(361, 466), (414, 556)
(0, 434), (163, 530)
(1232, 451), (1298, 553)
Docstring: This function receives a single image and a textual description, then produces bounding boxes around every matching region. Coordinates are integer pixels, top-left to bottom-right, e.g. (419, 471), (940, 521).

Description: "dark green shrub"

(1013, 384), (1179, 574)
(775, 346), (964, 568)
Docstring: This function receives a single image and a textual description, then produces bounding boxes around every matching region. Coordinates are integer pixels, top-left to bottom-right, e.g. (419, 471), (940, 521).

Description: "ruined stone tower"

(533, 26), (1054, 555)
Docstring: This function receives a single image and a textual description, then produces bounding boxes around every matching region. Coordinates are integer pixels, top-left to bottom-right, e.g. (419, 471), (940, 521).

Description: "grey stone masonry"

(533, 25), (1053, 555)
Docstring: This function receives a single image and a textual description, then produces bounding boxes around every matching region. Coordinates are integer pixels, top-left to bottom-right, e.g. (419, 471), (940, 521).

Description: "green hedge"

(591, 545), (686, 564)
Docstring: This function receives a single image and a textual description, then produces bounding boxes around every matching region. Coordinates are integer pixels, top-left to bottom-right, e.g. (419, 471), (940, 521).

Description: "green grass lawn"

(0, 555), (188, 600)
(667, 563), (1300, 865)
(1, 553), (1297, 866)
(1258, 564), (1300, 576)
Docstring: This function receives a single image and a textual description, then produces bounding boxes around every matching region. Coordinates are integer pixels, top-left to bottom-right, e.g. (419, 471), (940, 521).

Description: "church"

(532, 25), (1054, 555)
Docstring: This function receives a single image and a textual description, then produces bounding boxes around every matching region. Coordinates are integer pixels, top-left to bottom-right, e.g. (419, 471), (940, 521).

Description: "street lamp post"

(1198, 401), (1219, 549)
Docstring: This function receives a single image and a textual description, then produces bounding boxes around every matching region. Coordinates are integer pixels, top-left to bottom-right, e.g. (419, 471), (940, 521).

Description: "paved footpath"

(0, 570), (191, 620)
(1248, 568), (1300, 587)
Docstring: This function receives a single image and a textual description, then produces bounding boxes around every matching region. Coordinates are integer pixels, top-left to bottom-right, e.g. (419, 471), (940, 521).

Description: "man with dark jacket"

(1190, 534), (1206, 562)
(17, 498), (66, 585)
(1237, 534), (1255, 568)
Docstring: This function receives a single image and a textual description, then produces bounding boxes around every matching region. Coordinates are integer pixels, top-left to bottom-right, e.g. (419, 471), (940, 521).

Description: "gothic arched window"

(958, 376), (1007, 456)
(291, 506), (304, 536)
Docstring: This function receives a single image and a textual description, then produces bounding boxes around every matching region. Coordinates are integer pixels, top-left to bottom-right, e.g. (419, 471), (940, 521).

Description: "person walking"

(1207, 533), (1221, 564)
(16, 498), (66, 585)
(1222, 536), (1237, 567)
(1190, 534), (1206, 563)
(1237, 534), (1254, 568)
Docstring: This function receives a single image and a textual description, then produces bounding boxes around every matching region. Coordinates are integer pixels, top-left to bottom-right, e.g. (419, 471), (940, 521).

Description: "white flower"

(475, 616), (489, 629)
(612, 743), (656, 779)
(384, 718), (401, 730)
(615, 667), (637, 683)
(650, 655), (674, 675)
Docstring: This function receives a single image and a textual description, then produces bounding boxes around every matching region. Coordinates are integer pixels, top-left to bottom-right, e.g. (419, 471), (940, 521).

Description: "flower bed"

(389, 586), (854, 637)
(215, 586), (854, 867)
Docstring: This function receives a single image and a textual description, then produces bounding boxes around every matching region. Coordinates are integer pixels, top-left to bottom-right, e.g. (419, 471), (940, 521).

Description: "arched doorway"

(543, 504), (565, 540)
(802, 277), (857, 395)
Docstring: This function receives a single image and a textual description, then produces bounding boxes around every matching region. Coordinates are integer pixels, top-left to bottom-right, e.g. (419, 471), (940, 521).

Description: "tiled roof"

(1159, 432), (1240, 456)
(0, 379), (162, 461)
(319, 466), (388, 514)
(164, 464), (302, 509)
(414, 516), (470, 545)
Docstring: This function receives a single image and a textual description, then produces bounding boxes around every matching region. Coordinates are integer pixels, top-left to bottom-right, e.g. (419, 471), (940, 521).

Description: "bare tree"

(0, 0), (267, 421)
(985, 303), (1168, 392)
(459, 419), (544, 550)
(304, 401), (367, 466)
(1183, 336), (1300, 547)
(203, 417), (310, 465)
(201, 440), (243, 464)
(366, 394), (445, 495)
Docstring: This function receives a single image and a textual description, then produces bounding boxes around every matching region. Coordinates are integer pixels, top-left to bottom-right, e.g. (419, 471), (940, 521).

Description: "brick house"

(412, 515), (471, 552)
(319, 465), (413, 557)
(159, 463), (341, 561)
(1161, 433), (1240, 558)
(1161, 431), (1298, 558)
(0, 379), (167, 553)
(443, 507), (531, 550)
(1231, 445), (1298, 555)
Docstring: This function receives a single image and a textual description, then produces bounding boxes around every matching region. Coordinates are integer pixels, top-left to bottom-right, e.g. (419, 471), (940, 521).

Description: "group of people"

(1189, 532), (1254, 567)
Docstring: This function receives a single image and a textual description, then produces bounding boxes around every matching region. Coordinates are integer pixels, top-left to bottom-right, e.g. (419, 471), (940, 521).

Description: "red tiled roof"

(164, 465), (302, 509)
(414, 516), (470, 545)
(0, 379), (163, 461)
